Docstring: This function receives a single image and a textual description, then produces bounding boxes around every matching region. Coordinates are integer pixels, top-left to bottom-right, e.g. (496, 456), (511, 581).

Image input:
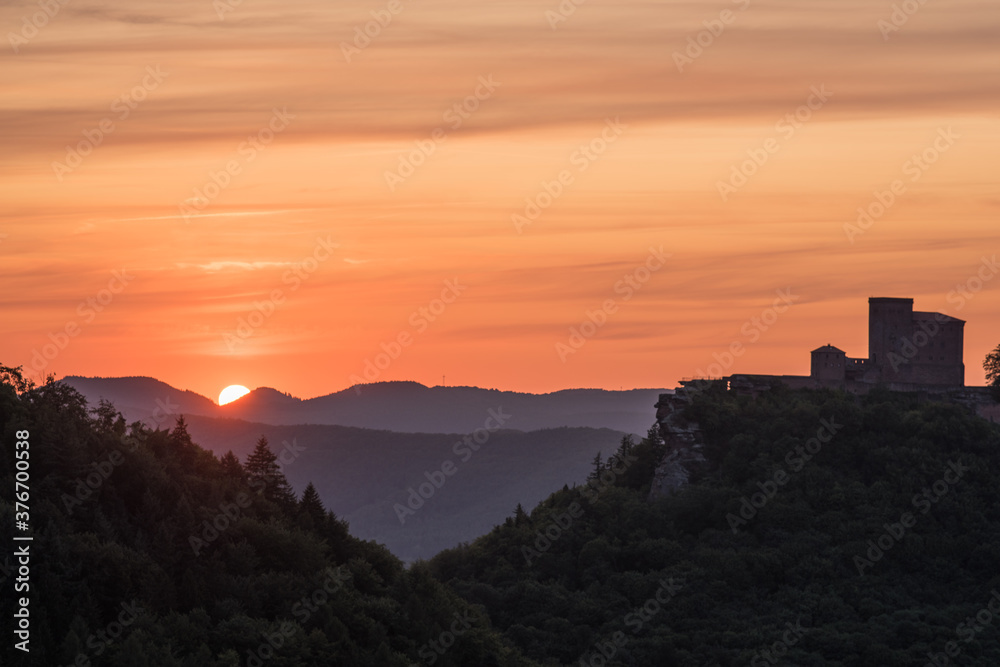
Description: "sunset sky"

(1, 0), (998, 401)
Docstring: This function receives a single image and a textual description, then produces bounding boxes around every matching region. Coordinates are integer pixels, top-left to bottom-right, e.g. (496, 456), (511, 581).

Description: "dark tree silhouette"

(171, 415), (199, 469)
(985, 344), (1000, 400)
(0, 364), (33, 395)
(513, 503), (530, 526)
(91, 399), (126, 436)
(245, 435), (297, 509)
(299, 481), (325, 526)
(588, 452), (603, 481)
(220, 450), (244, 480)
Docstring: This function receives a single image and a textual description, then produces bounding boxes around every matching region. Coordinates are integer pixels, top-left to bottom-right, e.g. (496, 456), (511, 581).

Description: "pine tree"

(299, 482), (325, 525)
(646, 423), (664, 448)
(220, 450), (244, 480)
(245, 436), (277, 480)
(513, 503), (529, 526)
(171, 415), (192, 446)
(588, 452), (603, 481)
(245, 436), (297, 510)
(171, 415), (198, 470)
(651, 423), (668, 459)
(616, 434), (635, 460)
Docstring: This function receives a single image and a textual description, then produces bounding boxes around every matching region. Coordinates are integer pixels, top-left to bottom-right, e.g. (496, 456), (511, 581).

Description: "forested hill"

(0, 369), (536, 666)
(428, 384), (1000, 666)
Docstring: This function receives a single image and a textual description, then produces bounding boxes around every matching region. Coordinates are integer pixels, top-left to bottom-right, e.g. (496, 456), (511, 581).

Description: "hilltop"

(428, 384), (1000, 666)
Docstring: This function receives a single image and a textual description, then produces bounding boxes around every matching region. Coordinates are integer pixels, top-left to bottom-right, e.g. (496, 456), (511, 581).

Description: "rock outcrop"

(648, 382), (710, 499)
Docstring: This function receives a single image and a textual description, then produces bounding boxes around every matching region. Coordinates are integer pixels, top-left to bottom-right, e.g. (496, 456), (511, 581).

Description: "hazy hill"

(60, 376), (670, 435)
(182, 414), (625, 562)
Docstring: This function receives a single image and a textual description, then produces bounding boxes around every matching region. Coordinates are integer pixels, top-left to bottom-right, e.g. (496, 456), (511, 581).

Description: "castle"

(647, 298), (994, 499)
(810, 297), (964, 388)
(731, 297), (966, 393)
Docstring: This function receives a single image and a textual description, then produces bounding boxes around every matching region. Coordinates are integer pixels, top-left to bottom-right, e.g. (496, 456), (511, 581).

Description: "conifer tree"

(299, 482), (325, 525)
(170, 415), (193, 446)
(171, 415), (198, 469)
(588, 452), (603, 481)
(245, 436), (297, 510)
(220, 450), (244, 480)
(513, 503), (529, 526)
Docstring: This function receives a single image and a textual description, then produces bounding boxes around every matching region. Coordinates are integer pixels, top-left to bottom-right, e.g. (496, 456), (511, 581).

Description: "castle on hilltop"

(647, 297), (993, 498)
(725, 297), (966, 393)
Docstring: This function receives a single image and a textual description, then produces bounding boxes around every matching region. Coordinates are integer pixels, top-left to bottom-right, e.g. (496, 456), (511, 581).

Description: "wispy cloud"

(1, 0), (996, 398)
(175, 261), (294, 272)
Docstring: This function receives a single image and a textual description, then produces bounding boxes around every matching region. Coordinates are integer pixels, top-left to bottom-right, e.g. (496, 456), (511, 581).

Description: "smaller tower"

(811, 345), (847, 381)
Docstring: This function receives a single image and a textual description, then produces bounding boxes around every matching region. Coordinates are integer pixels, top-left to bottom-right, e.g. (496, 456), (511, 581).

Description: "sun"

(219, 385), (251, 405)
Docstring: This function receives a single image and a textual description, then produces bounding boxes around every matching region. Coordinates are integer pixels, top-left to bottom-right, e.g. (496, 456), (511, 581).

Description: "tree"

(171, 415), (193, 446)
(0, 363), (33, 395)
(513, 503), (530, 526)
(245, 436), (297, 510)
(588, 452), (603, 481)
(646, 423), (665, 450)
(220, 450), (245, 480)
(299, 482), (325, 526)
(91, 399), (126, 436)
(171, 415), (198, 469)
(615, 434), (635, 460)
(21, 377), (91, 477)
(985, 344), (1000, 400)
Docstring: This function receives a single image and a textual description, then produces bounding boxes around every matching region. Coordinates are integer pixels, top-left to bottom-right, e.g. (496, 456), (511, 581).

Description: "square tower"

(867, 297), (965, 386)
(869, 297), (914, 382)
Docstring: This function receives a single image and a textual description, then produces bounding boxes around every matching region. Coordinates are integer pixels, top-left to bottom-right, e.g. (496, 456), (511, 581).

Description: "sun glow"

(219, 385), (251, 405)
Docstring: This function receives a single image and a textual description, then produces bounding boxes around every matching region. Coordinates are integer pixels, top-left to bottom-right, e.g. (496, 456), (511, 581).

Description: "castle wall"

(877, 314), (965, 387)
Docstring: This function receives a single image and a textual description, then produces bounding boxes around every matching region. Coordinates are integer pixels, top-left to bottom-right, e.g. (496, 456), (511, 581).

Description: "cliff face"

(648, 383), (708, 499)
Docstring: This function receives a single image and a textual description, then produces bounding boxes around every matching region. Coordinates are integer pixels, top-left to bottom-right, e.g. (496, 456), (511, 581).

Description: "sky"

(1, 0), (998, 402)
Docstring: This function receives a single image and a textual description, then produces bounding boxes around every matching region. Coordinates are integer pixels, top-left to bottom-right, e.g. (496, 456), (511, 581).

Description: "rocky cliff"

(648, 381), (710, 499)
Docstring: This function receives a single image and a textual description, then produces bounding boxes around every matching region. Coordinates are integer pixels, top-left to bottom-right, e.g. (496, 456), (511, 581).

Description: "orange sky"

(1, 0), (998, 401)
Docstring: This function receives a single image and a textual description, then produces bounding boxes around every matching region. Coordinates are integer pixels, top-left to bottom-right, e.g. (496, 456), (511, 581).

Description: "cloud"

(175, 261), (295, 272)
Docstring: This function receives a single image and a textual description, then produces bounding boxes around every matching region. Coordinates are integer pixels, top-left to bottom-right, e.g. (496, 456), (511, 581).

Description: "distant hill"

(60, 376), (670, 435)
(182, 415), (624, 562)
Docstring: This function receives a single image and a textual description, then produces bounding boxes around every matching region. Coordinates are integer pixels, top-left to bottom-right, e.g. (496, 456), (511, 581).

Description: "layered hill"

(181, 415), (625, 562)
(60, 376), (670, 435)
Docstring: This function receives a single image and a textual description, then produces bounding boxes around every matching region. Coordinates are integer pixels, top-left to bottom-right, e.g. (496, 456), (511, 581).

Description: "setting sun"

(219, 385), (251, 405)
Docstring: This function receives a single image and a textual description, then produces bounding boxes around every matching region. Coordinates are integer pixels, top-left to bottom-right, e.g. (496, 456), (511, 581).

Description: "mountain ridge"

(60, 375), (672, 435)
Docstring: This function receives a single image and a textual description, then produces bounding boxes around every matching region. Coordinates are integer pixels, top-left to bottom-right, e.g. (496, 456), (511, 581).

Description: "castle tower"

(867, 297), (965, 386)
(909, 311), (965, 386)
(868, 297), (915, 383)
(811, 345), (847, 381)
